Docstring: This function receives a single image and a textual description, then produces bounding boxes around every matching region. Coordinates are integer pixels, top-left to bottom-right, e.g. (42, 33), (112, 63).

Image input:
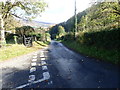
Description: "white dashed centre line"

(42, 66), (48, 70)
(33, 78), (45, 84)
(30, 67), (36, 73)
(28, 75), (35, 82)
(31, 62), (37, 66)
(43, 72), (50, 80)
(41, 58), (46, 61)
(41, 61), (46, 66)
(32, 59), (37, 62)
(40, 54), (44, 57)
(40, 52), (44, 57)
(16, 50), (52, 89)
(33, 56), (37, 59)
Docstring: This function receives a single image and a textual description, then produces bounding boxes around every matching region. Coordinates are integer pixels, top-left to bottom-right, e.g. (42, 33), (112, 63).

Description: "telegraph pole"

(74, 0), (77, 40)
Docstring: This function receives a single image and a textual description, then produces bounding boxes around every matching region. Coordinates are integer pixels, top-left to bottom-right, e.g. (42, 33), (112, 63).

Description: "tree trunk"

(0, 16), (6, 47)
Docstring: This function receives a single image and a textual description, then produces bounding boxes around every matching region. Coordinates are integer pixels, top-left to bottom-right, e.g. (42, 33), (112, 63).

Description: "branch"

(11, 13), (23, 19)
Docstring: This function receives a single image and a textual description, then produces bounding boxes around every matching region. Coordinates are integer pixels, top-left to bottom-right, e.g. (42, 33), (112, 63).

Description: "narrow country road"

(0, 41), (119, 88)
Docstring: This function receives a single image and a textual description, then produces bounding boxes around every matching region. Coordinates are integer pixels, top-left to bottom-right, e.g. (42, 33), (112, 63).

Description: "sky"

(0, 0), (91, 24)
(34, 0), (91, 24)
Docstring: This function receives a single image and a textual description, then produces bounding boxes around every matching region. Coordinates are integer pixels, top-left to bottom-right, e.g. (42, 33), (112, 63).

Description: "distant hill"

(19, 19), (55, 28)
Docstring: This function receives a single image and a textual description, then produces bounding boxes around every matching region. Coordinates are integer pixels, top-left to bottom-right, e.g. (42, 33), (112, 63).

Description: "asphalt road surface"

(0, 41), (119, 89)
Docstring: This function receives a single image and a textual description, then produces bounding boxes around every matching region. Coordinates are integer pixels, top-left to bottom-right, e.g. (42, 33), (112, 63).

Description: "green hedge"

(62, 41), (120, 65)
(62, 28), (120, 64)
(64, 32), (74, 41)
(77, 28), (120, 50)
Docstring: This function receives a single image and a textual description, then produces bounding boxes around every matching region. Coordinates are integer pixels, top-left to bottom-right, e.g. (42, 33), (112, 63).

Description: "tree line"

(50, 1), (120, 49)
(0, 0), (47, 47)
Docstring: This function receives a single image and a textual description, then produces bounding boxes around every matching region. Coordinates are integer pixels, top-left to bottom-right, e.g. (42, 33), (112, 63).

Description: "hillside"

(50, 2), (120, 65)
(20, 19), (55, 28)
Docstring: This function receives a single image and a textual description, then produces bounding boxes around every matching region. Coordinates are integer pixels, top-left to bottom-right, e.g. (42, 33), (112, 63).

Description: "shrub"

(64, 32), (74, 41)
(76, 28), (120, 50)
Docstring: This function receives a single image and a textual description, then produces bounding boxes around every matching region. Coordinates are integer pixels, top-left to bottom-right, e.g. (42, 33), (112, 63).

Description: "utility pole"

(74, 0), (77, 40)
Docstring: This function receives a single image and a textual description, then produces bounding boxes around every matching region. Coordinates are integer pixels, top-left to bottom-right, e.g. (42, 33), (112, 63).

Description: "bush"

(76, 28), (120, 50)
(64, 32), (74, 41)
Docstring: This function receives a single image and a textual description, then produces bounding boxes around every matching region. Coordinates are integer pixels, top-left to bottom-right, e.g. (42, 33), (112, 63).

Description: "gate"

(23, 35), (33, 47)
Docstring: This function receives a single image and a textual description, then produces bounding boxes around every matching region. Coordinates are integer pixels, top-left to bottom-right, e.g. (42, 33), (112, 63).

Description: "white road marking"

(16, 72), (50, 89)
(30, 67), (36, 73)
(38, 64), (41, 66)
(28, 75), (35, 82)
(40, 54), (44, 57)
(41, 58), (46, 61)
(33, 78), (45, 84)
(43, 72), (50, 80)
(16, 83), (30, 89)
(31, 62), (37, 66)
(16, 50), (51, 89)
(32, 58), (37, 62)
(41, 61), (46, 66)
(40, 52), (44, 57)
(33, 56), (37, 59)
(42, 66), (48, 70)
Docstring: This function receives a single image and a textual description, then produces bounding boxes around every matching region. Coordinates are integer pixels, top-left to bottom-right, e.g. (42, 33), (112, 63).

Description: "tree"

(0, 0), (47, 47)
(15, 26), (35, 45)
(45, 33), (51, 42)
(57, 25), (65, 38)
(15, 26), (34, 37)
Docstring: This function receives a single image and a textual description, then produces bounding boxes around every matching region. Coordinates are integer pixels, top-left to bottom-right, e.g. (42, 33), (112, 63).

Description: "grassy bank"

(62, 41), (120, 65)
(0, 41), (49, 62)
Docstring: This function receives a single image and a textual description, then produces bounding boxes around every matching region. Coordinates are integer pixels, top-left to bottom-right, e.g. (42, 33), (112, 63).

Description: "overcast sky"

(34, 0), (91, 24)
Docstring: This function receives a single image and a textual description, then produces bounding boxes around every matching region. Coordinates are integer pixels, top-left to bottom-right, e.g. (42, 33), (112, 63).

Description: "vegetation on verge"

(50, 1), (120, 65)
(0, 41), (49, 61)
(62, 41), (120, 65)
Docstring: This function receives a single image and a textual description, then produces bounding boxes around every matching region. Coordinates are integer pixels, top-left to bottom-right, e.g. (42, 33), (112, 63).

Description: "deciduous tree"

(0, 0), (47, 47)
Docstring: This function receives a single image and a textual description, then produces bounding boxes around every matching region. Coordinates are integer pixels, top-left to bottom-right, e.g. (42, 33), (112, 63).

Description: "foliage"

(57, 25), (65, 37)
(63, 41), (120, 65)
(76, 28), (120, 49)
(50, 2), (120, 49)
(0, 0), (47, 47)
(0, 0), (47, 20)
(64, 32), (74, 41)
(33, 27), (51, 42)
(50, 2), (119, 34)
(79, 2), (120, 32)
(15, 26), (35, 36)
(49, 2), (120, 64)
(49, 24), (59, 39)
(4, 16), (22, 32)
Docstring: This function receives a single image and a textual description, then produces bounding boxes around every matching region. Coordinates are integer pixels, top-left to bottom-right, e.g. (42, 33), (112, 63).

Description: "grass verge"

(0, 41), (49, 62)
(62, 41), (120, 65)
